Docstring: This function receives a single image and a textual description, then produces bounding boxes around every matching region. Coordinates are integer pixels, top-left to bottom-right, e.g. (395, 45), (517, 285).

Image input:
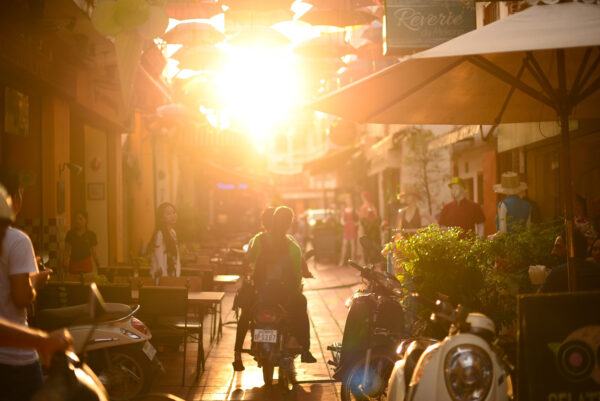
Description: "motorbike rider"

(245, 206), (317, 365)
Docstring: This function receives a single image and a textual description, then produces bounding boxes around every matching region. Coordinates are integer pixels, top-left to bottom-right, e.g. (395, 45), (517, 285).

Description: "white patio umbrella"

(313, 2), (600, 291)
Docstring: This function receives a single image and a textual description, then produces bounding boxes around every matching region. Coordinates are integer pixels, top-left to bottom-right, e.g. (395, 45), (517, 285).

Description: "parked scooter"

(35, 289), (161, 400)
(387, 294), (513, 401)
(34, 283), (184, 401)
(328, 259), (406, 401)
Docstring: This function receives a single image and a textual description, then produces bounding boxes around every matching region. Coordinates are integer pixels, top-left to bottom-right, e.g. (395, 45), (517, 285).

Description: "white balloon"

(91, 0), (121, 36)
(136, 6), (169, 40)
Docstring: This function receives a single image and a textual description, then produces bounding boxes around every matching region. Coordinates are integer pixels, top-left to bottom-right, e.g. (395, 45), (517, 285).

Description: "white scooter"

(36, 296), (161, 401)
(388, 295), (513, 401)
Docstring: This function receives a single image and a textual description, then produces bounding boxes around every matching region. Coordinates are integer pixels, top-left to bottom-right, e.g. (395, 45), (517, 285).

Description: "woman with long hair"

(148, 203), (180, 283)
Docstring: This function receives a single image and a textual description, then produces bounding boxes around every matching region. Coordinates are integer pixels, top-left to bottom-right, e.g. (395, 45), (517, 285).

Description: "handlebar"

(409, 293), (466, 325)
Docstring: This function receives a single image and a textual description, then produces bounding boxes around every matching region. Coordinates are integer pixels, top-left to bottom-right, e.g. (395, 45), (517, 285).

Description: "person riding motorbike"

(237, 206), (316, 370)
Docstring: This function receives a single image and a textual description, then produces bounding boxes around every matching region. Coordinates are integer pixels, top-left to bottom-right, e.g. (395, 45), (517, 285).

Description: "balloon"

(114, 0), (150, 30)
(136, 6), (169, 39)
(115, 30), (144, 106)
(91, 0), (120, 36)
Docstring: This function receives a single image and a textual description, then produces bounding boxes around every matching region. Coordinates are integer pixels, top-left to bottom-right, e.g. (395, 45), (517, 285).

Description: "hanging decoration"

(91, 0), (169, 106)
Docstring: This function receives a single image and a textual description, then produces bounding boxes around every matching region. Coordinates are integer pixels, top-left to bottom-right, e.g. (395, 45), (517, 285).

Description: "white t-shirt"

(0, 227), (39, 365)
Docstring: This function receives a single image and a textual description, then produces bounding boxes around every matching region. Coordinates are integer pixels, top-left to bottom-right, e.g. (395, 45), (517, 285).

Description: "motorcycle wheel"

(96, 347), (153, 401)
(278, 358), (296, 393)
(262, 361), (275, 386)
(340, 351), (395, 401)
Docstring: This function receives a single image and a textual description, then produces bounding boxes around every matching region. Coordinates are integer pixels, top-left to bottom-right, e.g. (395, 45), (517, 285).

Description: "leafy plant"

(385, 220), (562, 328)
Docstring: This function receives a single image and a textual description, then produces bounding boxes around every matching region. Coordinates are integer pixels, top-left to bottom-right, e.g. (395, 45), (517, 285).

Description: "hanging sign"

(384, 0), (475, 55)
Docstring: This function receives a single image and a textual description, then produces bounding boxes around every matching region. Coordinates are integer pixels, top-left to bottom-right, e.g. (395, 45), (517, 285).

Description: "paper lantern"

(136, 6), (169, 39)
(92, 1), (120, 36)
(114, 0), (150, 30)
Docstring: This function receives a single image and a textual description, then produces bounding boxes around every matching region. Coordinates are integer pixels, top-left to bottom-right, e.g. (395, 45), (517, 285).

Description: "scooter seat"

(35, 303), (133, 331)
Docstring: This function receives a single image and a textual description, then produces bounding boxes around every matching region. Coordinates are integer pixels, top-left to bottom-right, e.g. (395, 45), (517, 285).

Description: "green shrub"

(385, 220), (562, 328)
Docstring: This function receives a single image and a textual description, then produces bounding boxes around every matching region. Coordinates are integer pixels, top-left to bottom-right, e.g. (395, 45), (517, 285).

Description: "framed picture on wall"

(4, 87), (29, 137)
(87, 183), (105, 200)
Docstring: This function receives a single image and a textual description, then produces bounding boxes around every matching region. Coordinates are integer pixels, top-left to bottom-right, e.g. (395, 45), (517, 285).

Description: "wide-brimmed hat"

(397, 184), (422, 201)
(494, 171), (528, 195)
(447, 177), (466, 189)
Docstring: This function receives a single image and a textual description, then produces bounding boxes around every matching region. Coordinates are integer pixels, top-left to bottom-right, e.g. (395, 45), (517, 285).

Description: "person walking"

(338, 196), (357, 266)
(63, 210), (100, 275)
(0, 169), (51, 400)
(148, 203), (181, 284)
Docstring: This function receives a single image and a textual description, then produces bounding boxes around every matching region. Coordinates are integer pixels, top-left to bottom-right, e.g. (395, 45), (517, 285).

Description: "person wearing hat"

(438, 177), (485, 237)
(395, 187), (434, 234)
(494, 171), (531, 234)
(0, 169), (52, 400)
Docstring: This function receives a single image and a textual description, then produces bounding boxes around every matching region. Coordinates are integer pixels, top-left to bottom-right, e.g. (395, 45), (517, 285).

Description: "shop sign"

(384, 0), (476, 55)
(518, 292), (600, 401)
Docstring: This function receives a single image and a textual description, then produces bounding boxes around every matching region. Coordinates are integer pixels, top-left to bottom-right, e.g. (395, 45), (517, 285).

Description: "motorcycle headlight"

(444, 345), (493, 401)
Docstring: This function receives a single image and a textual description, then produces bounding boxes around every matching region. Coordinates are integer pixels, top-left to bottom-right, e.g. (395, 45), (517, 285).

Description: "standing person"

(493, 172), (531, 233)
(338, 196), (357, 266)
(63, 210), (100, 275)
(0, 169), (51, 400)
(395, 188), (434, 234)
(438, 177), (485, 237)
(358, 191), (381, 263)
(148, 203), (180, 284)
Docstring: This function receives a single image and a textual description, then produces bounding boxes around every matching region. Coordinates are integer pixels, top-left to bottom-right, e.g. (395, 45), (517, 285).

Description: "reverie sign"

(384, 0), (475, 55)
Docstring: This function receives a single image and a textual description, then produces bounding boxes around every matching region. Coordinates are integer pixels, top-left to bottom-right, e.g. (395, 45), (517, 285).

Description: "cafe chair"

(137, 286), (199, 385)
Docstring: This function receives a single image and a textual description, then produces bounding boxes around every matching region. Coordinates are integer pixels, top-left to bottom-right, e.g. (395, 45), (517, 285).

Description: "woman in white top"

(148, 203), (181, 284)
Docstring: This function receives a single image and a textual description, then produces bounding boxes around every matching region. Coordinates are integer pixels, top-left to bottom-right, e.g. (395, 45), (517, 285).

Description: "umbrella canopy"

(165, 1), (224, 20)
(313, 2), (600, 291)
(220, 0), (294, 12)
(162, 21), (225, 45)
(227, 26), (291, 47)
(171, 45), (227, 71)
(298, 7), (376, 27)
(294, 35), (356, 58)
(304, 0), (379, 8)
(313, 3), (600, 124)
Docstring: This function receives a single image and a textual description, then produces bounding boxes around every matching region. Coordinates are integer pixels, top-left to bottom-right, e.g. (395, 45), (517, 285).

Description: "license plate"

(142, 341), (157, 360)
(254, 329), (277, 343)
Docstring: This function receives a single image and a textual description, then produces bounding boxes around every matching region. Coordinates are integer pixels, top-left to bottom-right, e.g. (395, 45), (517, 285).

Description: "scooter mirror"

(40, 251), (49, 265)
(88, 283), (108, 321)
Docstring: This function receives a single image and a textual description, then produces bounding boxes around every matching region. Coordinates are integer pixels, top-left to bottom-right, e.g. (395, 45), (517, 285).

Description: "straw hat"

(397, 184), (422, 201)
(494, 171), (528, 195)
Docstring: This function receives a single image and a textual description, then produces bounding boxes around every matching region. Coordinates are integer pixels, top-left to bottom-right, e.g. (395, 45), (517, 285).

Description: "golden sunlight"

(215, 46), (301, 149)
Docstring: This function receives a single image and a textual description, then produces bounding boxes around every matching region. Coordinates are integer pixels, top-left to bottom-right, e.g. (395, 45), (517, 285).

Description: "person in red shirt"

(438, 177), (485, 236)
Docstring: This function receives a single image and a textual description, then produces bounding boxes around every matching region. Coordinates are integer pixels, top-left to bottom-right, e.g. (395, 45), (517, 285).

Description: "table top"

(131, 289), (225, 305)
(213, 275), (240, 283)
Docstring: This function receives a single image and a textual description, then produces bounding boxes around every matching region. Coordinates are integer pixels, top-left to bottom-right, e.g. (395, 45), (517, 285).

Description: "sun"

(216, 45), (301, 149)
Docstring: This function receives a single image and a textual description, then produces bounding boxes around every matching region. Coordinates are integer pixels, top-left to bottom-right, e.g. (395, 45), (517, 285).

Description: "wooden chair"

(97, 284), (132, 305)
(137, 286), (196, 385)
(187, 277), (203, 292)
(158, 276), (189, 288)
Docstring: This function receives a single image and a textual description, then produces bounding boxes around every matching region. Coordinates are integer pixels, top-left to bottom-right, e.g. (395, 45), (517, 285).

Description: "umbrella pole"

(557, 49), (576, 292)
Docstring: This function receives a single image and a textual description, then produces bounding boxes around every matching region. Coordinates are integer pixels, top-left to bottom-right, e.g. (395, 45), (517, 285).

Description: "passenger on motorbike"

(248, 207), (316, 365)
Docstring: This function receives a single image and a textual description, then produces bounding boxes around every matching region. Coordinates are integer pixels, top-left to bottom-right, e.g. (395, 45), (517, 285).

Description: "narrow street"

(150, 261), (363, 400)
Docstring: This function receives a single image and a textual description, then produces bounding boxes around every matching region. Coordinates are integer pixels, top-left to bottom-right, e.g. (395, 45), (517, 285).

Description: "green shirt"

(246, 231), (302, 290)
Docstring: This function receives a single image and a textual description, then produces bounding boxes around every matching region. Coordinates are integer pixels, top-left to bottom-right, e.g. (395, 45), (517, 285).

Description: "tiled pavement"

(148, 261), (363, 400)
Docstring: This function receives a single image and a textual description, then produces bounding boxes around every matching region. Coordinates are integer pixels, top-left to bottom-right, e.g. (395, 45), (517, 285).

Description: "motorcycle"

(249, 281), (302, 392)
(35, 289), (161, 400)
(387, 294), (513, 401)
(328, 258), (407, 401)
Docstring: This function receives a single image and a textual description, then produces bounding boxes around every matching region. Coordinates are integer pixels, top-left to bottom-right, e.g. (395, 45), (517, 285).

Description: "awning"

(427, 125), (481, 150)
(303, 145), (360, 175)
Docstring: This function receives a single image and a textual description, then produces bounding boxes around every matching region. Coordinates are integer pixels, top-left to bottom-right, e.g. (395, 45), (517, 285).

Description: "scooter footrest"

(327, 345), (342, 352)
(327, 360), (338, 367)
